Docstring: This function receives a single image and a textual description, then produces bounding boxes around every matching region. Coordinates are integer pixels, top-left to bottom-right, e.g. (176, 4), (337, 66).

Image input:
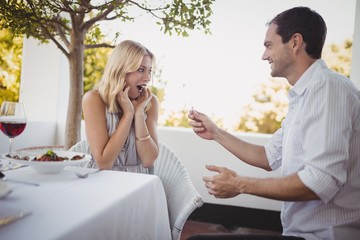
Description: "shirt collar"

(289, 59), (327, 97)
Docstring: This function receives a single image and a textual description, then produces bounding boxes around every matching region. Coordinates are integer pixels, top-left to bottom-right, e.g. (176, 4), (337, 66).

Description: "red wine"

(0, 121), (27, 138)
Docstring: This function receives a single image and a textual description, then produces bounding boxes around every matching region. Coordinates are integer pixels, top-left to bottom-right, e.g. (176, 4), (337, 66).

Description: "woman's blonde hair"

(95, 40), (154, 113)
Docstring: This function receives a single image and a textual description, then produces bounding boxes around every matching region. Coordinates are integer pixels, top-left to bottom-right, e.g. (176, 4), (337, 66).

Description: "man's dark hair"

(268, 6), (327, 59)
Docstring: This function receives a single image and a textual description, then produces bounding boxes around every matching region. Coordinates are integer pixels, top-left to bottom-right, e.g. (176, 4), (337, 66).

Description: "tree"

(0, 0), (214, 148)
(0, 26), (23, 105)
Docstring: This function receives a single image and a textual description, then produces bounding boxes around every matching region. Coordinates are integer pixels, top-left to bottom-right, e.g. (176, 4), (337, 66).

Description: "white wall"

(20, 38), (66, 122)
(17, 37), (70, 150)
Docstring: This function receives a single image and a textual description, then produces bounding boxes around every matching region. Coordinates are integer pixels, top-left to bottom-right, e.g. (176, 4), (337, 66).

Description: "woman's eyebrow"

(139, 65), (152, 69)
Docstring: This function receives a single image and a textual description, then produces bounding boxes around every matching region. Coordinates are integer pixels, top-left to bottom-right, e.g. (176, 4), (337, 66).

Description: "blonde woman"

(82, 40), (159, 173)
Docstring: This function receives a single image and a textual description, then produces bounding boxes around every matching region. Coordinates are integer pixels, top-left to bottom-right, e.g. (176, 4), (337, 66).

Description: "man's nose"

(261, 51), (268, 61)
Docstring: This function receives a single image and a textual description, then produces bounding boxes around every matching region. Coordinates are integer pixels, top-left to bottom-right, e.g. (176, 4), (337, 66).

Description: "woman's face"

(125, 55), (152, 100)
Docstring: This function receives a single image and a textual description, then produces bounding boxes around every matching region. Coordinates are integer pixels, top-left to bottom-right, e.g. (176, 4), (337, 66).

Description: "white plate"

(2, 151), (91, 174)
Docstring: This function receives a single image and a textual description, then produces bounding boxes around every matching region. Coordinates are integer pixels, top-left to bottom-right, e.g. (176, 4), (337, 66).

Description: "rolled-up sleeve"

(265, 127), (283, 171)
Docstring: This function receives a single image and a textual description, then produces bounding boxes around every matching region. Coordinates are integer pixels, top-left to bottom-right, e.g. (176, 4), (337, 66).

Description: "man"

(188, 6), (360, 240)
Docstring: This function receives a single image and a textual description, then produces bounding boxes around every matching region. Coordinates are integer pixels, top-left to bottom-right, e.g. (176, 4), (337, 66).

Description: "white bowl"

(2, 151), (91, 174)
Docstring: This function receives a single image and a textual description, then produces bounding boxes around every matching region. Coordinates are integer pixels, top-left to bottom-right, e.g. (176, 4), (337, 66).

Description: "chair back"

(154, 142), (203, 240)
(68, 140), (90, 154)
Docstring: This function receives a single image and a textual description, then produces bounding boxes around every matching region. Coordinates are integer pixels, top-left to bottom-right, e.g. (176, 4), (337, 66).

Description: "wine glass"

(0, 101), (27, 155)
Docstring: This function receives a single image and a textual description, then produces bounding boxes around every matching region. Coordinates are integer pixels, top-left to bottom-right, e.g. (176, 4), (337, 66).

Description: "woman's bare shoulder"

(83, 90), (104, 108)
(83, 90), (101, 102)
(150, 93), (159, 106)
(147, 93), (159, 117)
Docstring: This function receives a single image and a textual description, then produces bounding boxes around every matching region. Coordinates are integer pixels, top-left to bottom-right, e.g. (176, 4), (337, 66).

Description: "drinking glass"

(0, 101), (27, 155)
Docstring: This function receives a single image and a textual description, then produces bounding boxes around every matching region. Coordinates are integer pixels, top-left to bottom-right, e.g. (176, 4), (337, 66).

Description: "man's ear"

(291, 33), (304, 53)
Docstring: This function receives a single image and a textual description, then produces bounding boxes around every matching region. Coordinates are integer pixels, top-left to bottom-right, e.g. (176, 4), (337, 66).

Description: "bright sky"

(101, 0), (356, 128)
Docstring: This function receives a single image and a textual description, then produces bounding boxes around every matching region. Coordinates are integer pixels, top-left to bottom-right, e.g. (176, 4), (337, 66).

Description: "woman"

(82, 40), (159, 173)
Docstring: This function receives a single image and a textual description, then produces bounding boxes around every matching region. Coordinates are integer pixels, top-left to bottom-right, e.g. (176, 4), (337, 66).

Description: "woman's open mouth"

(136, 85), (146, 94)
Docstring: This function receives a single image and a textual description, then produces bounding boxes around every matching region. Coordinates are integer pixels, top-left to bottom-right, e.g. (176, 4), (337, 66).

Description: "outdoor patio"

(1, 1), (359, 237)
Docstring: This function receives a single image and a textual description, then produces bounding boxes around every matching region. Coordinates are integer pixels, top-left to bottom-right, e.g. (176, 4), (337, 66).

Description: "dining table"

(0, 165), (172, 240)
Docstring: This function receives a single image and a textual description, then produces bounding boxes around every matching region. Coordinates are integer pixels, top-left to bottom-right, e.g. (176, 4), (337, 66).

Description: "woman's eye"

(138, 68), (144, 72)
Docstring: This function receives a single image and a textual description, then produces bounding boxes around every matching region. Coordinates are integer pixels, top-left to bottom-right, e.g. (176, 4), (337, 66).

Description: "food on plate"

(6, 150), (85, 162)
(5, 154), (29, 160)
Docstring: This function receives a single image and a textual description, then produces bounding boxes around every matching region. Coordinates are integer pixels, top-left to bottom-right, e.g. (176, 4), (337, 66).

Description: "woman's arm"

(82, 90), (133, 169)
(134, 93), (159, 168)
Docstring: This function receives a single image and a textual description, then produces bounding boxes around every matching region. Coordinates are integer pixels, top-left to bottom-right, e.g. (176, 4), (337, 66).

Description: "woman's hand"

(188, 109), (220, 140)
(132, 88), (152, 116)
(116, 86), (134, 116)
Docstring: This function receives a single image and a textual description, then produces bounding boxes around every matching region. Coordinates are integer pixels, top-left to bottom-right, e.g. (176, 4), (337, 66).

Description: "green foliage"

(0, 0), (59, 42)
(236, 78), (290, 134)
(0, 0), (214, 48)
(83, 35), (112, 92)
(161, 108), (224, 129)
(163, 109), (191, 128)
(159, 0), (213, 37)
(0, 27), (23, 106)
(323, 39), (352, 77)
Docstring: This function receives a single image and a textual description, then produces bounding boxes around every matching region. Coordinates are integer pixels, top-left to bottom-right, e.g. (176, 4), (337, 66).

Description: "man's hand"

(203, 165), (241, 198)
(188, 110), (220, 141)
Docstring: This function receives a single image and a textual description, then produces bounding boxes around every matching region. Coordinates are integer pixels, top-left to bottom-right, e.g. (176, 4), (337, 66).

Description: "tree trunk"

(65, 30), (85, 149)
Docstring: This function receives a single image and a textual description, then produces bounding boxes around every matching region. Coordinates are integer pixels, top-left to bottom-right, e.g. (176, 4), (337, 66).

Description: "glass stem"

(9, 137), (14, 154)
(8, 137), (14, 169)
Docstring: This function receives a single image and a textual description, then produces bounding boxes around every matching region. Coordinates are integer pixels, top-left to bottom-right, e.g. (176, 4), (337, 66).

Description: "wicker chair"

(68, 140), (90, 153)
(68, 140), (203, 240)
(154, 142), (203, 240)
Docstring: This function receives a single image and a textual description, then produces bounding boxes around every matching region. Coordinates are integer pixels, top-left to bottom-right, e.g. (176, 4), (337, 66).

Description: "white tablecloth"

(0, 166), (171, 240)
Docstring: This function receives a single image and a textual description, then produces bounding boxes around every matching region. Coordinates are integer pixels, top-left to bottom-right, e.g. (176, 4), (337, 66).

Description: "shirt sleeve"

(297, 72), (354, 203)
(265, 127), (283, 170)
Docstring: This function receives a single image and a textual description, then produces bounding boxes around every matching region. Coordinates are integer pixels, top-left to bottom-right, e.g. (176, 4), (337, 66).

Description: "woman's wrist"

(136, 133), (150, 141)
(122, 111), (134, 120)
(134, 110), (146, 119)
